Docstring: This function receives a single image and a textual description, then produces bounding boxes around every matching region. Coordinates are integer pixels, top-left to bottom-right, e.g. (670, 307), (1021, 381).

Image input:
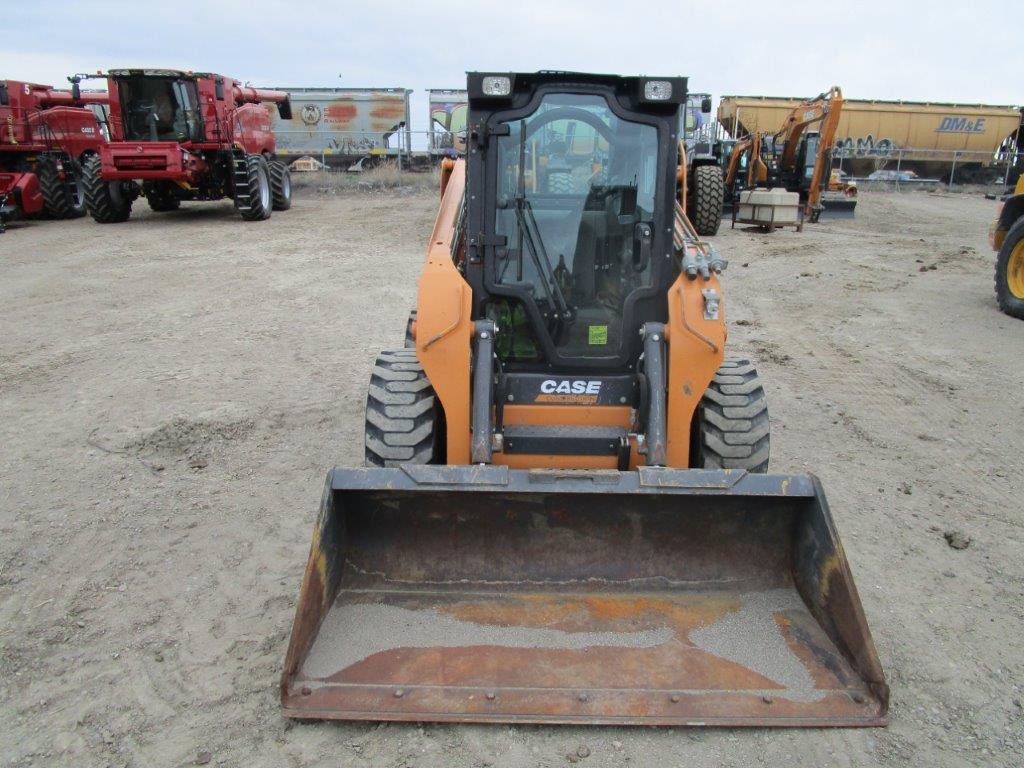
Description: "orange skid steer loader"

(282, 72), (888, 727)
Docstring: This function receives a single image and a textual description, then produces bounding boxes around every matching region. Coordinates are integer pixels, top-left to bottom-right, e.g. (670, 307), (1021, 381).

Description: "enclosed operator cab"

(112, 70), (204, 143)
(464, 72), (686, 378)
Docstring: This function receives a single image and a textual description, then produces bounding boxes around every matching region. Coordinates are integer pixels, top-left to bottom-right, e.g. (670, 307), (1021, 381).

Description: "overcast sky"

(3, 0), (1020, 131)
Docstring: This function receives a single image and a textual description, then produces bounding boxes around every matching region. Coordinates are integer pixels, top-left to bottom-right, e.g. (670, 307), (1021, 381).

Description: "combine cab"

(0, 80), (108, 233)
(73, 69), (295, 223)
(282, 72), (888, 727)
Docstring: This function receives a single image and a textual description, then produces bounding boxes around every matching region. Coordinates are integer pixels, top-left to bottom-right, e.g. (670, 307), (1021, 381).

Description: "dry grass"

(289, 161), (440, 194)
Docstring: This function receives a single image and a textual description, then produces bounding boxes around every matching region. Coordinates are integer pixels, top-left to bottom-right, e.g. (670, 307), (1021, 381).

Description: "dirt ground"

(1, 187), (1022, 768)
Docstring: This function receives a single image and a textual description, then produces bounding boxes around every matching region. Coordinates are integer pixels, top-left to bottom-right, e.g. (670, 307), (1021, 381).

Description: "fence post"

(948, 152), (958, 190)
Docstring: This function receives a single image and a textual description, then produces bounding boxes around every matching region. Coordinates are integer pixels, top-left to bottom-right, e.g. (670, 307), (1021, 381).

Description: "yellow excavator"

(724, 86), (855, 222)
(281, 72), (887, 727)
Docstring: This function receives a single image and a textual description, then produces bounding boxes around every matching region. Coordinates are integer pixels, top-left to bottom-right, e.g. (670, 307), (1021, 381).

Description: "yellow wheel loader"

(282, 72), (888, 727)
(991, 173), (1024, 319)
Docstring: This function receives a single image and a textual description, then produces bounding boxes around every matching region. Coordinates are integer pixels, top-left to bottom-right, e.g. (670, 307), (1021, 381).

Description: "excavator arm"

(773, 87), (844, 215)
(723, 135), (752, 188)
(724, 132), (768, 190)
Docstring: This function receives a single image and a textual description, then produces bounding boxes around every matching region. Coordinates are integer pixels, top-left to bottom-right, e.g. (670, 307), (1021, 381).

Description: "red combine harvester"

(72, 69), (294, 223)
(0, 80), (109, 233)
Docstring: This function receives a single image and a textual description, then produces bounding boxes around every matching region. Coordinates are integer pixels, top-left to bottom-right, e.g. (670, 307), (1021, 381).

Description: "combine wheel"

(83, 154), (132, 223)
(364, 349), (440, 467)
(235, 154), (272, 221)
(995, 217), (1024, 320)
(690, 164), (725, 236)
(269, 160), (292, 211)
(144, 182), (181, 212)
(37, 156), (86, 219)
(694, 357), (770, 472)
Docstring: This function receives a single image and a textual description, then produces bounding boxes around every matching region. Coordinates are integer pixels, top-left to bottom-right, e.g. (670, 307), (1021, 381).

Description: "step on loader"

(282, 72), (888, 727)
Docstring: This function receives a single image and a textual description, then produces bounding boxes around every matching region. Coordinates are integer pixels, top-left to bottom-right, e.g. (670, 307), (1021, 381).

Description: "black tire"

(690, 164), (725, 236)
(37, 155), (86, 219)
(995, 217), (1024, 320)
(694, 358), (770, 472)
(547, 170), (574, 194)
(83, 154), (132, 223)
(364, 349), (439, 467)
(235, 154), (272, 221)
(404, 309), (417, 348)
(269, 160), (292, 211)
(144, 181), (181, 212)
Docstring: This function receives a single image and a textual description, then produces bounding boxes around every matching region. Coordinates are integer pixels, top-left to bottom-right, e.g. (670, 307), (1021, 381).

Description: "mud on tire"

(83, 154), (132, 223)
(269, 160), (292, 211)
(694, 357), (770, 472)
(37, 155), (86, 219)
(364, 349), (440, 467)
(690, 164), (725, 236)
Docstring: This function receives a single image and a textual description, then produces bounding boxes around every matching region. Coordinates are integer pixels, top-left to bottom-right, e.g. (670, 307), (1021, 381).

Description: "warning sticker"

(588, 325), (608, 345)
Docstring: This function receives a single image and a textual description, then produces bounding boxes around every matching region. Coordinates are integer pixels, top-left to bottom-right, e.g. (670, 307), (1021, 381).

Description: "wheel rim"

(281, 170), (291, 199)
(258, 165), (271, 210)
(1008, 241), (1024, 299)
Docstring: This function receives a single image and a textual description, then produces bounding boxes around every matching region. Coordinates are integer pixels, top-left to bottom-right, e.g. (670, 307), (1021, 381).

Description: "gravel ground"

(0, 187), (1021, 767)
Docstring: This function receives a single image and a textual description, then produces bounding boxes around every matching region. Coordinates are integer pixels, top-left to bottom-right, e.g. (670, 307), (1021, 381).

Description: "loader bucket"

(281, 466), (888, 726)
(820, 196), (858, 219)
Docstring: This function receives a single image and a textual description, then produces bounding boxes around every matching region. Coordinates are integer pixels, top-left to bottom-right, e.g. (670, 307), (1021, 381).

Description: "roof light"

(644, 80), (672, 101)
(481, 76), (512, 97)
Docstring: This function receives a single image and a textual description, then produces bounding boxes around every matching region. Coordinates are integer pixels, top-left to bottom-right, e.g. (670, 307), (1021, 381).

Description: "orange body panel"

(665, 271), (726, 467)
(502, 404), (632, 427)
(415, 160), (473, 464)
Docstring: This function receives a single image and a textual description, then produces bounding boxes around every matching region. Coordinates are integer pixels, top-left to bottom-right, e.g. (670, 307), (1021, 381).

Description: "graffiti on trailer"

(327, 136), (378, 153)
(832, 135), (897, 159)
(430, 101), (468, 152)
(430, 101), (468, 135)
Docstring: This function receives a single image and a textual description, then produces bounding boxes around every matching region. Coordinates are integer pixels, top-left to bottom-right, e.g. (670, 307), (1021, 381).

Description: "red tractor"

(0, 80), (109, 233)
(72, 69), (294, 223)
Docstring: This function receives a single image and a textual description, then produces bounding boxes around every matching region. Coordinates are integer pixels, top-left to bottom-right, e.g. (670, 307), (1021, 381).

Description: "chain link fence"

(273, 129), (461, 176)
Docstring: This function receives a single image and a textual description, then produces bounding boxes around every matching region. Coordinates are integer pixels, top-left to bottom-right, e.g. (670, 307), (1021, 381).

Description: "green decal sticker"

(589, 325), (608, 345)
